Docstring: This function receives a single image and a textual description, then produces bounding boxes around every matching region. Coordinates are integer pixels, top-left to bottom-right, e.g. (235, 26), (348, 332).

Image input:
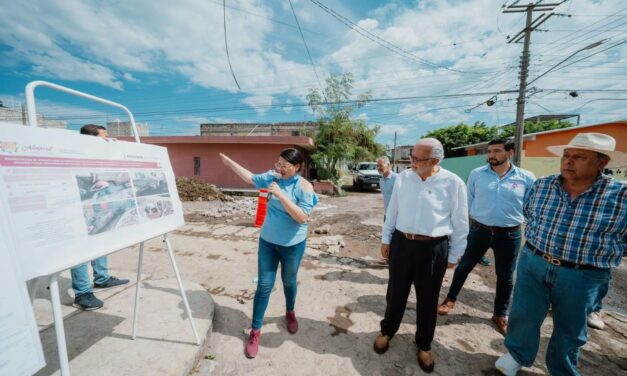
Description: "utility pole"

(392, 131), (397, 171)
(504, 2), (563, 166)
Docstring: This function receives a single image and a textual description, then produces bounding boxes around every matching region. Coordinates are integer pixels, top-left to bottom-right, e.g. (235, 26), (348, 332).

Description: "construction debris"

(176, 177), (233, 202)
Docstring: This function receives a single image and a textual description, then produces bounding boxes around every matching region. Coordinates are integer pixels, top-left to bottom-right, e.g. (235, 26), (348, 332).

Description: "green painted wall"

(440, 155), (486, 182)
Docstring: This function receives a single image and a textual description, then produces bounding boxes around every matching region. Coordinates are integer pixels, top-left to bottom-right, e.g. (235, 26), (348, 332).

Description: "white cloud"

(123, 73), (139, 83)
(242, 95), (274, 115)
(0, 0), (321, 96)
(356, 19), (379, 31)
(1, 0), (624, 137)
(378, 124), (408, 136)
(283, 99), (293, 114)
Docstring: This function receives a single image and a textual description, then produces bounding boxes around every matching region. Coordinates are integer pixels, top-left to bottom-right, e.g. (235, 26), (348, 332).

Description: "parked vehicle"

(352, 162), (380, 190)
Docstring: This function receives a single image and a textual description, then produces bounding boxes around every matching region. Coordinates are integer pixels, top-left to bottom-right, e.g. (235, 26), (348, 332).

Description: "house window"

(193, 157), (201, 176)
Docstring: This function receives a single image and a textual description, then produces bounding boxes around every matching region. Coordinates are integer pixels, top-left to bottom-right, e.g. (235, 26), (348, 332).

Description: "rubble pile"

(176, 177), (233, 202)
(200, 197), (257, 218)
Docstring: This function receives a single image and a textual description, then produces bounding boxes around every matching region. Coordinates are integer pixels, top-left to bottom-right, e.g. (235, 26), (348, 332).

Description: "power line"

(288, 0), (326, 100)
(308, 0), (480, 74)
(223, 0), (241, 90)
(550, 37), (627, 73)
(504, 0), (567, 167)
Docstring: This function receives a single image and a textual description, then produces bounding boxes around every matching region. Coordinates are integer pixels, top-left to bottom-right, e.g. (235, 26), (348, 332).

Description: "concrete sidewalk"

(30, 266), (214, 376)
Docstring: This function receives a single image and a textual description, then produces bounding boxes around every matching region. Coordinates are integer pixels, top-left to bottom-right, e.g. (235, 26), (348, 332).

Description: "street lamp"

(512, 38), (607, 167)
(527, 39), (608, 86)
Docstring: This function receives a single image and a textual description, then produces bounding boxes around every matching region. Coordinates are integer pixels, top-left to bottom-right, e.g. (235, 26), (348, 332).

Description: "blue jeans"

(592, 273), (611, 312)
(71, 256), (110, 296)
(447, 222), (521, 316)
(505, 245), (611, 376)
(252, 238), (306, 329)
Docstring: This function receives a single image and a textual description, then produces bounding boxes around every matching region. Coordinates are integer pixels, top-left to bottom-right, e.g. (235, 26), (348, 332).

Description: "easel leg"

(49, 273), (71, 376)
(131, 242), (144, 340)
(163, 234), (200, 345)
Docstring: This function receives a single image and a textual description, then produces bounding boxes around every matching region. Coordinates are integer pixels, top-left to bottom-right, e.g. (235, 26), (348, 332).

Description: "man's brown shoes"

(417, 350), (435, 373)
(492, 316), (508, 336)
(373, 333), (391, 354)
(437, 298), (455, 315)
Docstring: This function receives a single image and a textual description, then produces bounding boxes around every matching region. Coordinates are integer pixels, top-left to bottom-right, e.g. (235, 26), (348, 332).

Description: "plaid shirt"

(524, 174), (627, 268)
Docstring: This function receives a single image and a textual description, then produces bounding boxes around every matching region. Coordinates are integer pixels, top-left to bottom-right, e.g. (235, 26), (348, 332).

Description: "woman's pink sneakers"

(245, 329), (260, 358)
(286, 311), (298, 334)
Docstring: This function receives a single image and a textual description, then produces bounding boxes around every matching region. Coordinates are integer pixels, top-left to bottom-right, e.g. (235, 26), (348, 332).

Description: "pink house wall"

(120, 136), (314, 189)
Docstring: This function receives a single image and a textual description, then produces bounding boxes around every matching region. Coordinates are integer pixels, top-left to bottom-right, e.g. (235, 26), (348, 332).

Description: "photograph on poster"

(138, 195), (174, 221)
(75, 172), (134, 203)
(132, 171), (170, 197)
(82, 199), (139, 235)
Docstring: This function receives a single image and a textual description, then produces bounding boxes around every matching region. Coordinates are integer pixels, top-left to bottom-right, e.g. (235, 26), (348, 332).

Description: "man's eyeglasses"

(410, 156), (434, 164)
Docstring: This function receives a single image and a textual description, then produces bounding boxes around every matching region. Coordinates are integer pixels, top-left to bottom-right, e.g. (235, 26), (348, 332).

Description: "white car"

(352, 162), (380, 190)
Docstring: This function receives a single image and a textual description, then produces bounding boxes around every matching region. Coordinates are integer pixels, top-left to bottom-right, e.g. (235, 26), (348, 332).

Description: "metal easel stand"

(49, 273), (71, 376)
(131, 235), (200, 345)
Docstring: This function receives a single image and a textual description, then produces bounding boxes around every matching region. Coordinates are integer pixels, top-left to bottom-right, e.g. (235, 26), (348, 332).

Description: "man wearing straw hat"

(496, 133), (627, 376)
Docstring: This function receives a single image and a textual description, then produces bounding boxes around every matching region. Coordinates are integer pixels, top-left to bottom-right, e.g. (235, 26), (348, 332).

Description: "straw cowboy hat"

(547, 132), (627, 168)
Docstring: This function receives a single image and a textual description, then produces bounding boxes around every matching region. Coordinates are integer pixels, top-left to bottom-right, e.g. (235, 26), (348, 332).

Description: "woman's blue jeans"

(505, 245), (611, 376)
(252, 238), (306, 329)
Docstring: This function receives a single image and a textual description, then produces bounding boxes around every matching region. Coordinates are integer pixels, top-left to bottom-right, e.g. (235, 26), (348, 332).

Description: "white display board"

(0, 122), (185, 280)
(0, 204), (45, 376)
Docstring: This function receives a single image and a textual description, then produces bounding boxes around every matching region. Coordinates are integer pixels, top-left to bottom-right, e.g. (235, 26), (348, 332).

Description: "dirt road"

(169, 191), (626, 375)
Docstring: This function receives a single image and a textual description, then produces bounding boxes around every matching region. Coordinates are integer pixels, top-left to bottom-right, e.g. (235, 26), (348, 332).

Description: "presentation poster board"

(0, 205), (45, 375)
(0, 122), (184, 280)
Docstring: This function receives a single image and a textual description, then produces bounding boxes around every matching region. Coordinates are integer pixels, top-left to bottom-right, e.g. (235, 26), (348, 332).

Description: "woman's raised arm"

(220, 153), (254, 186)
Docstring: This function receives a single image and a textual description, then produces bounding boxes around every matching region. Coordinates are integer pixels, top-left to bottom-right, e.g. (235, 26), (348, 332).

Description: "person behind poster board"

(220, 148), (318, 359)
(70, 124), (129, 311)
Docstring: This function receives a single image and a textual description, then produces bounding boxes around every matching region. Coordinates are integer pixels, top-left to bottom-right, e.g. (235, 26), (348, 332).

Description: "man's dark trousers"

(446, 221), (522, 317)
(380, 230), (448, 350)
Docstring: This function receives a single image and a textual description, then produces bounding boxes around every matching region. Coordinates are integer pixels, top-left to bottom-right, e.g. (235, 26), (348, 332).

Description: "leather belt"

(399, 231), (447, 242)
(526, 243), (600, 270)
(472, 220), (520, 232)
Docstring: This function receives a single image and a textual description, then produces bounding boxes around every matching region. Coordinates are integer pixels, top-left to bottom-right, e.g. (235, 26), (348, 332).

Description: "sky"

(1, 0), (625, 147)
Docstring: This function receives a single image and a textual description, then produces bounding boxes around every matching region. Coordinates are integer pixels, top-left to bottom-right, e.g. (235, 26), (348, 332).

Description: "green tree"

(500, 120), (573, 137)
(424, 121), (498, 156)
(424, 120), (574, 156)
(307, 73), (384, 182)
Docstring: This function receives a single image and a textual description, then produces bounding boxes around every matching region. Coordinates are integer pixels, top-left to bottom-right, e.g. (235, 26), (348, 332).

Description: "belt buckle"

(542, 254), (561, 266)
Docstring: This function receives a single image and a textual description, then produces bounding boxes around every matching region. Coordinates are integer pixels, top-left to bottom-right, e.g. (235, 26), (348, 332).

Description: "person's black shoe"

(94, 276), (129, 289)
(479, 255), (491, 266)
(73, 292), (104, 311)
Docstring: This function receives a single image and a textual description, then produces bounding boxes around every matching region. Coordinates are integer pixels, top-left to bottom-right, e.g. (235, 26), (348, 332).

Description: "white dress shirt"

(382, 167), (469, 263)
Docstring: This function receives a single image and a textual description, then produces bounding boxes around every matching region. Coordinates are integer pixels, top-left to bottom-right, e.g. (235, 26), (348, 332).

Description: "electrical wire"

(287, 0), (326, 100)
(308, 0), (481, 74)
(223, 0), (241, 90)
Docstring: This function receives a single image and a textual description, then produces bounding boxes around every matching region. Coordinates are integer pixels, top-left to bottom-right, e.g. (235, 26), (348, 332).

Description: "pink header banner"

(0, 155), (159, 169)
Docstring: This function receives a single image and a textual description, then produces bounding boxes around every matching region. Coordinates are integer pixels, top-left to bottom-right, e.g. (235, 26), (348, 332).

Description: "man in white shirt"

(373, 138), (469, 373)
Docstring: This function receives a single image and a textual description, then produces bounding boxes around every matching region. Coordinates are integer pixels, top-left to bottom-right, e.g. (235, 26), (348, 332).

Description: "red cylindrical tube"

(254, 188), (269, 227)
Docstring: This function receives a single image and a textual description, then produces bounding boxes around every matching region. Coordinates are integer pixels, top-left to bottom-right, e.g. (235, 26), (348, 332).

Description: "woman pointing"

(220, 148), (318, 358)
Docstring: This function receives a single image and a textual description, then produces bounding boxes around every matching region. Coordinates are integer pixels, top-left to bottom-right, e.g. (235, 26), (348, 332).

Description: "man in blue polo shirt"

(438, 138), (535, 336)
(377, 156), (397, 218)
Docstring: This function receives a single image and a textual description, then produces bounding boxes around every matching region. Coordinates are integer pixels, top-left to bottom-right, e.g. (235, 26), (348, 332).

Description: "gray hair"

(417, 138), (445, 162)
(376, 156), (390, 165)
